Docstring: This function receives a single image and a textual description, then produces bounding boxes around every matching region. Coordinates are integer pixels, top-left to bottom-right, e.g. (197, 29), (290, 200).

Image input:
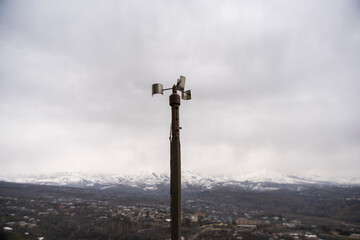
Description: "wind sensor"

(152, 75), (191, 100)
(152, 76), (191, 240)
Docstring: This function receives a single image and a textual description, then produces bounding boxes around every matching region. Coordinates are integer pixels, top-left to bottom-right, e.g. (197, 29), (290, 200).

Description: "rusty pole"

(169, 85), (181, 240)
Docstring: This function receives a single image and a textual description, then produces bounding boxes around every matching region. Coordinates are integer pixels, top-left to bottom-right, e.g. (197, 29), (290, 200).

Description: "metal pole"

(169, 85), (181, 240)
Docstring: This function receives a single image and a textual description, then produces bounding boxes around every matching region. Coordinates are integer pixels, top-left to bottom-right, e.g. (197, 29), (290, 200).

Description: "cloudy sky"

(0, 0), (359, 177)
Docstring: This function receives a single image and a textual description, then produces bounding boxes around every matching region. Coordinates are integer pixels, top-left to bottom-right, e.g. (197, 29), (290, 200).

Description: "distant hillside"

(1, 169), (359, 191)
(1, 181), (360, 225)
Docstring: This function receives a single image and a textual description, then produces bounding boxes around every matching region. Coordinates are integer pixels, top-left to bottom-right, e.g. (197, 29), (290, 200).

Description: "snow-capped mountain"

(0, 169), (359, 191)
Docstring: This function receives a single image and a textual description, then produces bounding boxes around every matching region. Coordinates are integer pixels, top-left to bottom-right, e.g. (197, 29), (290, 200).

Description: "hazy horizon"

(0, 168), (349, 177)
(0, 0), (359, 178)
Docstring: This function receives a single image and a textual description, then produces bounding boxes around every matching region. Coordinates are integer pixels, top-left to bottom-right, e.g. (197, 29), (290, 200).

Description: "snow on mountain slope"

(229, 169), (310, 184)
(0, 170), (359, 191)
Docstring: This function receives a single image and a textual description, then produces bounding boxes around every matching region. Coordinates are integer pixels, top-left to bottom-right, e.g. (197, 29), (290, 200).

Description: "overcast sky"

(0, 0), (359, 177)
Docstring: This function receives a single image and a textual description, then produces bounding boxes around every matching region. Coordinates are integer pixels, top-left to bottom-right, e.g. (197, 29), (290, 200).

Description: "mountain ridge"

(1, 169), (359, 191)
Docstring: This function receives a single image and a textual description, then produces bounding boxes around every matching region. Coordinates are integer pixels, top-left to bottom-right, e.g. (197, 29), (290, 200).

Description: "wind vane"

(152, 76), (191, 240)
(152, 76), (191, 100)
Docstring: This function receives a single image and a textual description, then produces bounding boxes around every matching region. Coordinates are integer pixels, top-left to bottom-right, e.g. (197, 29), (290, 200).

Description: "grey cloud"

(0, 0), (359, 177)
